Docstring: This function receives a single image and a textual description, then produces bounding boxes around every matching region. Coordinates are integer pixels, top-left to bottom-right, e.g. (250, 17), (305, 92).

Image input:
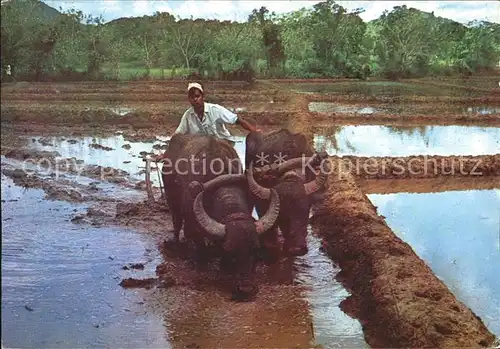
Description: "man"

(154, 82), (259, 161)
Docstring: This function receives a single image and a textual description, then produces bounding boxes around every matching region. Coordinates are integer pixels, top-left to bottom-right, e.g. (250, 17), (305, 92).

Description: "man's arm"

(215, 104), (260, 132)
(235, 116), (259, 132)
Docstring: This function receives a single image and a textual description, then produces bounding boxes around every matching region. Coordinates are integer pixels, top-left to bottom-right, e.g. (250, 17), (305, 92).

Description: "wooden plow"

(141, 157), (168, 207)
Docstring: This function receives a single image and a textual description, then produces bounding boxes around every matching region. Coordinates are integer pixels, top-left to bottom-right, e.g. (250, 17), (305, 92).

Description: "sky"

(41, 0), (500, 25)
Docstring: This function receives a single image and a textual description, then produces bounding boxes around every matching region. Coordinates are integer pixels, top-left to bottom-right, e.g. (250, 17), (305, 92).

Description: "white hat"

(187, 82), (203, 93)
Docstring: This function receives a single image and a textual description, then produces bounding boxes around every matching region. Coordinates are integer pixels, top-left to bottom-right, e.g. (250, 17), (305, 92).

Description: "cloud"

(42, 0), (499, 24)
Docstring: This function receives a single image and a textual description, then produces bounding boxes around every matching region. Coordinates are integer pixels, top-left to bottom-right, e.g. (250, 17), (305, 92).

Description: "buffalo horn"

(254, 188), (280, 235)
(304, 158), (331, 196)
(246, 161), (271, 200)
(273, 154), (320, 176)
(193, 190), (226, 239)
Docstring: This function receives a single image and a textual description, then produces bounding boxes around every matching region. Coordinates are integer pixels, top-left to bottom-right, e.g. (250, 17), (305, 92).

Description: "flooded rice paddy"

(369, 189), (500, 336)
(314, 125), (500, 157)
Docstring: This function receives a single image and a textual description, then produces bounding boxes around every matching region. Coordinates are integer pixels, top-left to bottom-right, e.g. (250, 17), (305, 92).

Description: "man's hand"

(237, 116), (260, 133)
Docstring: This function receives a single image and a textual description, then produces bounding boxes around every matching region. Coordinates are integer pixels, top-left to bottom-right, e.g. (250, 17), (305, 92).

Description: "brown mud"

(329, 154), (500, 180)
(359, 176), (500, 194)
(290, 94), (497, 347)
(309, 111), (500, 126)
(307, 93), (500, 105)
(2, 80), (500, 130)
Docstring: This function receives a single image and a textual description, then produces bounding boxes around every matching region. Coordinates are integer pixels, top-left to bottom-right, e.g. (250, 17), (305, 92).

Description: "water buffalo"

(161, 133), (280, 300)
(245, 129), (330, 260)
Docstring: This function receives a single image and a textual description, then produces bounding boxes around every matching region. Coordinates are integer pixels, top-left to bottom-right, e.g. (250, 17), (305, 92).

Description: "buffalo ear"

(245, 131), (263, 168)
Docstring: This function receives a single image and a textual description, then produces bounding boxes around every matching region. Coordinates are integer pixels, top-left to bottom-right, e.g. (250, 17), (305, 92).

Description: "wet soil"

(2, 79), (499, 129)
(359, 176), (500, 194)
(329, 154), (500, 180)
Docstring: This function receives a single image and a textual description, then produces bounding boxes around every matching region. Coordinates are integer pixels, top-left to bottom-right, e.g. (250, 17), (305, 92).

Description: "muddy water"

(2, 131), (368, 348)
(27, 134), (248, 188)
(369, 189), (500, 337)
(1, 174), (169, 348)
(295, 228), (367, 348)
(314, 125), (500, 156)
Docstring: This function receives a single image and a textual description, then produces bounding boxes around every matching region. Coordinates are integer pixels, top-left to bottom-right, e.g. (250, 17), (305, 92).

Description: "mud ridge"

(329, 154), (500, 180)
(307, 94), (500, 105)
(359, 176), (500, 194)
(309, 111), (500, 126)
(1, 165), (109, 203)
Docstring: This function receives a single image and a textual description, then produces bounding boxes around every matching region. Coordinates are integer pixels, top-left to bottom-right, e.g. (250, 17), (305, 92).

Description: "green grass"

(69, 62), (194, 81)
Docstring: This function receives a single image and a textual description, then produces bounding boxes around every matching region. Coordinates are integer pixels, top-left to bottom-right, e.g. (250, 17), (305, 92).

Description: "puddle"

(314, 125), (500, 156)
(25, 135), (247, 187)
(465, 106), (500, 115)
(1, 174), (169, 348)
(108, 107), (134, 116)
(369, 189), (500, 337)
(309, 102), (380, 114)
(295, 227), (368, 348)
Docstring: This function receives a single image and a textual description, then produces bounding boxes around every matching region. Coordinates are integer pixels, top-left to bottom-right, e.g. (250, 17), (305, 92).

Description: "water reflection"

(27, 135), (247, 187)
(369, 189), (500, 336)
(296, 228), (368, 348)
(309, 102), (380, 114)
(314, 125), (500, 156)
(465, 106), (500, 115)
(1, 175), (169, 349)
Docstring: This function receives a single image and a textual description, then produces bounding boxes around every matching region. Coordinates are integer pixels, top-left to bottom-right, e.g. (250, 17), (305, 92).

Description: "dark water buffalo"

(161, 133), (280, 300)
(245, 129), (330, 260)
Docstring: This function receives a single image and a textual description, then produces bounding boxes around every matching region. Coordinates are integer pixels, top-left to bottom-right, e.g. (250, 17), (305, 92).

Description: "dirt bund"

(0, 106), (294, 128)
(290, 95), (497, 347)
(359, 176), (500, 194)
(307, 93), (500, 105)
(309, 112), (500, 126)
(329, 154), (500, 180)
(405, 78), (497, 94)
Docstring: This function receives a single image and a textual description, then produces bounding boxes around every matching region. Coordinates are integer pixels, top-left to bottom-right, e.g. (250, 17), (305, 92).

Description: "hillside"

(2, 0), (60, 22)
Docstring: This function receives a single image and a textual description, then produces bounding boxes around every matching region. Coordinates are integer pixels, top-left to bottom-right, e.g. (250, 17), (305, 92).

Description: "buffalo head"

(246, 154), (331, 257)
(189, 173), (280, 301)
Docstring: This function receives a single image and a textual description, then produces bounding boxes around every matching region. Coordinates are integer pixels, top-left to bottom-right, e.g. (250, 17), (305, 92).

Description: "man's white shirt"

(174, 102), (239, 141)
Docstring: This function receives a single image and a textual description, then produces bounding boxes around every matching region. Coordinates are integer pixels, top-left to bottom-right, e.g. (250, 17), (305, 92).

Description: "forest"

(1, 0), (499, 81)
